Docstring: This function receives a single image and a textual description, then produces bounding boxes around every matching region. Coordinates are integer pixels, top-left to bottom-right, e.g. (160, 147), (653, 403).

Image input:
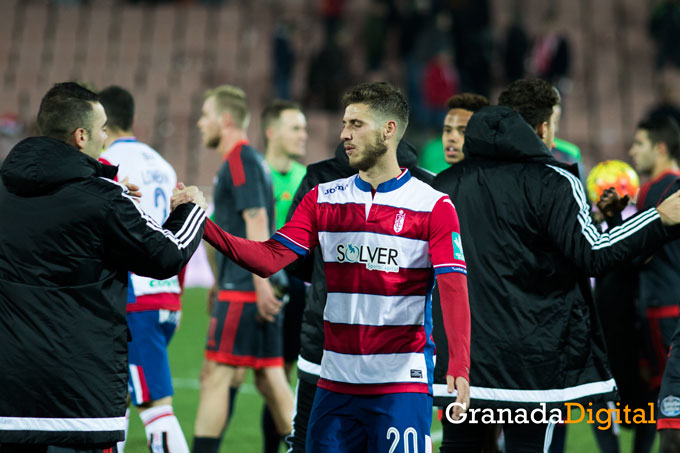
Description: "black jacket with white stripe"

(0, 137), (206, 447)
(431, 106), (671, 409)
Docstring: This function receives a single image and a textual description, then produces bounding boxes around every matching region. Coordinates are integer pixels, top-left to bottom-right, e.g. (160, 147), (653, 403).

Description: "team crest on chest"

(394, 210), (405, 233)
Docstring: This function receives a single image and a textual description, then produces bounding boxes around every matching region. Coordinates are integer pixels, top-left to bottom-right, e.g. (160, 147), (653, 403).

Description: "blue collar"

(110, 137), (138, 146)
(355, 168), (411, 193)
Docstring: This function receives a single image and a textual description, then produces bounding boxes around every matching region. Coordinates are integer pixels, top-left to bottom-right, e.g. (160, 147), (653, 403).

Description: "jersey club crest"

(394, 210), (405, 233)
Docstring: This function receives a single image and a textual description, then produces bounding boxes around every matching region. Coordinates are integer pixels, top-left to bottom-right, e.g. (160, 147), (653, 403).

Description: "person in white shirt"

(99, 86), (188, 453)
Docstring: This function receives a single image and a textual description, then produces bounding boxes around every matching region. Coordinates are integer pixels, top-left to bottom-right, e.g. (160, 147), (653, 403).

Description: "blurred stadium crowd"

(2, 0), (680, 194)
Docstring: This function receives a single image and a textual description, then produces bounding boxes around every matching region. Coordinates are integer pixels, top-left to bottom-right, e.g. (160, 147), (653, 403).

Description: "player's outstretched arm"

(105, 185), (206, 280)
(543, 170), (674, 276)
(199, 186), (320, 280)
(202, 218), (298, 278)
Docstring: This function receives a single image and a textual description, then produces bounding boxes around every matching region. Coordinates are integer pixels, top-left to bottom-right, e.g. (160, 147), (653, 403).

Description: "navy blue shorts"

(127, 309), (179, 405)
(306, 388), (433, 452)
(659, 323), (680, 430)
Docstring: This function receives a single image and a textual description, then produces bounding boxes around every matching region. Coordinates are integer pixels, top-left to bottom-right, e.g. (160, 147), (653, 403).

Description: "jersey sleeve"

(104, 187), (206, 280)
(272, 186), (319, 256)
(543, 167), (668, 276)
(437, 272), (471, 380)
(429, 195), (471, 381)
(429, 196), (467, 275)
(203, 218), (299, 278)
(97, 156), (119, 182)
(232, 151), (269, 213)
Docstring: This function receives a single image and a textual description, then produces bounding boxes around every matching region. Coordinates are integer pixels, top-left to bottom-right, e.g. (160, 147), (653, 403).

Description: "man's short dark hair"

(447, 93), (489, 112)
(638, 115), (680, 161)
(37, 82), (99, 142)
(498, 78), (559, 130)
(342, 82), (409, 139)
(261, 99), (302, 134)
(99, 86), (134, 132)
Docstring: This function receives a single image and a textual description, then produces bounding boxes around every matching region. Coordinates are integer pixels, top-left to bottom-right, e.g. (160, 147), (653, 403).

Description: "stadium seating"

(0, 0), (664, 192)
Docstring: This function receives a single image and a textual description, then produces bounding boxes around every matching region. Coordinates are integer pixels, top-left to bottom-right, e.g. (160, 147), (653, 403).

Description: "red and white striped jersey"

(101, 137), (181, 312)
(273, 169), (466, 395)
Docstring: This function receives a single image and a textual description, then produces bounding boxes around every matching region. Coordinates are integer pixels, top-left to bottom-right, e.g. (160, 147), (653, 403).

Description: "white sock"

(140, 405), (189, 453)
(116, 408), (130, 453)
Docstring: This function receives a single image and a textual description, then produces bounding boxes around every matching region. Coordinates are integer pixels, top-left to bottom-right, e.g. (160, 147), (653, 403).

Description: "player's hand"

(254, 279), (283, 322)
(657, 189), (680, 226)
(207, 283), (217, 315)
(120, 177), (142, 200)
(447, 375), (470, 421)
(171, 182), (208, 211)
(596, 187), (629, 219)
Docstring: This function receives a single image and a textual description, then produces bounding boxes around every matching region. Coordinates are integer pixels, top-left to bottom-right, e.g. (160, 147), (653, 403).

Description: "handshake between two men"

(171, 182), (208, 211)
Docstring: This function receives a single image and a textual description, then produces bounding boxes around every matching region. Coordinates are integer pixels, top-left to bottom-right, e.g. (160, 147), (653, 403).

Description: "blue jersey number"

(155, 187), (168, 221)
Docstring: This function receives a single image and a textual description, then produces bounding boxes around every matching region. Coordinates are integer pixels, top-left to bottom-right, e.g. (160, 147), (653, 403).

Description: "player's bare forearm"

(204, 242), (218, 314)
(205, 241), (218, 279)
(243, 207), (271, 242)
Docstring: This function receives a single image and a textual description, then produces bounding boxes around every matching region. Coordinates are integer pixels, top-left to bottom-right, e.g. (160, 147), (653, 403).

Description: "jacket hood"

(464, 106), (558, 164)
(333, 139), (420, 169)
(1, 136), (117, 196)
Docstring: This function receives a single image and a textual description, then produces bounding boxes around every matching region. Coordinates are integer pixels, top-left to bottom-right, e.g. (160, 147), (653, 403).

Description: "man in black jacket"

(285, 140), (434, 452)
(0, 83), (207, 452)
(432, 78), (680, 451)
(628, 115), (680, 452)
(630, 115), (680, 391)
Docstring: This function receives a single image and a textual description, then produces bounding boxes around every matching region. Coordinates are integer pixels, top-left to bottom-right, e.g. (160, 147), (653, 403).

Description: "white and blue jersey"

(101, 137), (181, 312)
(101, 137), (181, 405)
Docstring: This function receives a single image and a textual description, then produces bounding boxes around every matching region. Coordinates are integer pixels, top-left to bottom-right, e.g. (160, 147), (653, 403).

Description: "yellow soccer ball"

(586, 160), (639, 204)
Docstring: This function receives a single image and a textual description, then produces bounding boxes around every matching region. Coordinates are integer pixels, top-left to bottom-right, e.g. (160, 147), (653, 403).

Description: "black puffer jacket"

(0, 137), (205, 447)
(431, 106), (672, 409)
(287, 141), (434, 383)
